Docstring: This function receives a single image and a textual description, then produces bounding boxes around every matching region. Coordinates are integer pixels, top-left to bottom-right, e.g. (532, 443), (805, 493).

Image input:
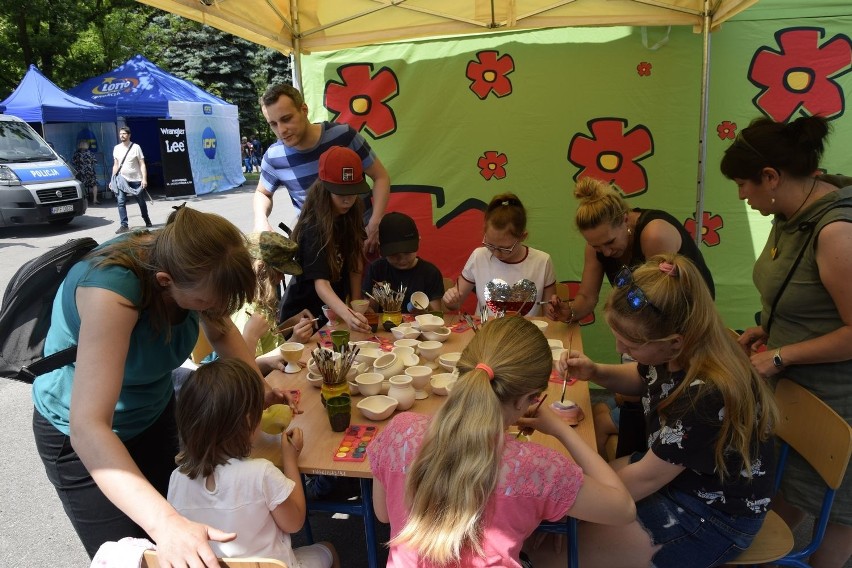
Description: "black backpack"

(0, 237), (98, 383)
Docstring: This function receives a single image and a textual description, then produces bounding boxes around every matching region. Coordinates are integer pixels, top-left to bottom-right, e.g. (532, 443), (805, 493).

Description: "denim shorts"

(635, 478), (766, 567)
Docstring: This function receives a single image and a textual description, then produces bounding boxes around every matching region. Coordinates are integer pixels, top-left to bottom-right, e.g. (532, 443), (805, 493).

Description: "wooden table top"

(254, 316), (594, 478)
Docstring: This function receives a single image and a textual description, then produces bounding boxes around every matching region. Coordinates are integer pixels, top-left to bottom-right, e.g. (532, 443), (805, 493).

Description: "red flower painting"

(684, 211), (724, 247)
(749, 28), (852, 122)
(466, 50), (515, 99)
(477, 151), (508, 180)
(717, 120), (737, 140)
(568, 118), (654, 195)
(325, 63), (400, 139)
(637, 62), (652, 76)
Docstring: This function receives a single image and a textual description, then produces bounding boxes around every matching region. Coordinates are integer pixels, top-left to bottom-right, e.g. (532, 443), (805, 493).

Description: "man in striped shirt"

(254, 83), (390, 253)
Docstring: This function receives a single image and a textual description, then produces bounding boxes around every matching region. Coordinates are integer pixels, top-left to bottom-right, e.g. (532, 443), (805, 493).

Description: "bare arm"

(548, 245), (605, 322)
(518, 407), (635, 526)
(71, 287), (233, 568)
(751, 221), (852, 376)
(442, 277), (475, 311)
(372, 479), (389, 523)
(559, 351), (646, 396)
(636, 218), (683, 258)
(610, 451), (684, 502)
(139, 158), (148, 189)
(253, 181), (275, 232)
(270, 428), (306, 533)
(363, 158), (391, 253)
(314, 278), (370, 333)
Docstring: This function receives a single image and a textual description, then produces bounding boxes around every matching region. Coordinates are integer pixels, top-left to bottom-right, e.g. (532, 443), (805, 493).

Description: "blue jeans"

(116, 182), (150, 227)
(636, 485), (766, 567)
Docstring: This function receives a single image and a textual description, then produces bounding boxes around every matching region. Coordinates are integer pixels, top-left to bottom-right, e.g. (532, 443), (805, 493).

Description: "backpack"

(0, 237), (98, 383)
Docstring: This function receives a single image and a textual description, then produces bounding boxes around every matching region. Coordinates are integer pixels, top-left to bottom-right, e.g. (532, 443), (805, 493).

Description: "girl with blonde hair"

(368, 316), (640, 567)
(32, 205), (295, 566)
(560, 253), (778, 566)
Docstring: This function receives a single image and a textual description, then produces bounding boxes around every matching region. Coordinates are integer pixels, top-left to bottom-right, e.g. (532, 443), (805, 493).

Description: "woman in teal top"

(32, 205), (291, 566)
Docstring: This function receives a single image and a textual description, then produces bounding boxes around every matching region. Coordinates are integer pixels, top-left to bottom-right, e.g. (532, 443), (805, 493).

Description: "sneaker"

(145, 221), (153, 228)
(115, 225), (130, 234)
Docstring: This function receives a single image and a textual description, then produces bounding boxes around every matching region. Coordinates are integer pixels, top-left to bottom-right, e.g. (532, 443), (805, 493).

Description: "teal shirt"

(32, 252), (199, 440)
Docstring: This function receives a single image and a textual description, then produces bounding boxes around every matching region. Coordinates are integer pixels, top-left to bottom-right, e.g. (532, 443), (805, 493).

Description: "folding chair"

(142, 549), (287, 567)
(728, 378), (852, 566)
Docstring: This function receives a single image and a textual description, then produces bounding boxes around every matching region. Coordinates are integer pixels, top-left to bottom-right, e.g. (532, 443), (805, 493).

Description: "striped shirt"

(259, 121), (376, 210)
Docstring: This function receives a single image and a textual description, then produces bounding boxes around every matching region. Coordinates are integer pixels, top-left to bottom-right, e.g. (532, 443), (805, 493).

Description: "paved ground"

(0, 186), (843, 567)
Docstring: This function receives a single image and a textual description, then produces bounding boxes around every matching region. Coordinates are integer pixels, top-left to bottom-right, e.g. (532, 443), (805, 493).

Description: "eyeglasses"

(482, 237), (519, 255)
(614, 266), (662, 314)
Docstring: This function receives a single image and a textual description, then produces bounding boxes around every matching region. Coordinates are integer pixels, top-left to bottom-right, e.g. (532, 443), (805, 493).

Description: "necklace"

(771, 177), (818, 260)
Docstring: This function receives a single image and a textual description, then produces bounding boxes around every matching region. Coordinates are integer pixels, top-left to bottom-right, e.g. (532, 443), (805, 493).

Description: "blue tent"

(1, 65), (116, 123)
(69, 54), (230, 117)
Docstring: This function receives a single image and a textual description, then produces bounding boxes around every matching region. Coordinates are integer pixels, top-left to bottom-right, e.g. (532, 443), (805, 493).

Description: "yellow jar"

(380, 310), (403, 328)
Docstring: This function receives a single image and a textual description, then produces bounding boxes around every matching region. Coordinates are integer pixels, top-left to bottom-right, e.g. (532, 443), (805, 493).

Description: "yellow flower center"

(351, 96), (370, 114)
(598, 153), (620, 172)
(489, 163), (497, 170)
(483, 71), (497, 83)
(785, 71), (811, 92)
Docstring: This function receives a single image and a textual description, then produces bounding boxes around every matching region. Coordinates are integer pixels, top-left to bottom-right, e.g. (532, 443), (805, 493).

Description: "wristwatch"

(772, 347), (784, 368)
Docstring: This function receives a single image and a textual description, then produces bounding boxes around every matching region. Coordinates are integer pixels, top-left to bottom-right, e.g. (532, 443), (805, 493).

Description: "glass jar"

(320, 381), (349, 407)
(380, 310), (403, 328)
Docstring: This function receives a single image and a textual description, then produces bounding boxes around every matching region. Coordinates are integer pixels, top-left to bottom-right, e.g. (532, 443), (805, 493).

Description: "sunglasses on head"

(614, 266), (662, 314)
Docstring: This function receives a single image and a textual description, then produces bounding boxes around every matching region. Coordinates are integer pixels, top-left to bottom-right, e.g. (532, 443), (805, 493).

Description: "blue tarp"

(69, 54), (231, 117)
(1, 65), (116, 123)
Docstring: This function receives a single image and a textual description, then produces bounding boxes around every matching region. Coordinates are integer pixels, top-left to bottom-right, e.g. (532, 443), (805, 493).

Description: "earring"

(771, 197), (776, 204)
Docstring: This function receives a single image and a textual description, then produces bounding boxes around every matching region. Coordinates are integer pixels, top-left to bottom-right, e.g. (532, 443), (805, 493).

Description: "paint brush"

(516, 393), (548, 438)
(275, 317), (319, 335)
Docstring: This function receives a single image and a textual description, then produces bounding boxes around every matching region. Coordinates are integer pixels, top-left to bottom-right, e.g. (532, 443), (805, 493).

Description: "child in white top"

(443, 192), (556, 316)
(168, 358), (339, 568)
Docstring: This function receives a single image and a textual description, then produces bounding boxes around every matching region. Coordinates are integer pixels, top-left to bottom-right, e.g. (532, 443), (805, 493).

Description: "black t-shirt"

(278, 221), (348, 325)
(639, 363), (775, 517)
(362, 257), (444, 312)
(597, 208), (716, 298)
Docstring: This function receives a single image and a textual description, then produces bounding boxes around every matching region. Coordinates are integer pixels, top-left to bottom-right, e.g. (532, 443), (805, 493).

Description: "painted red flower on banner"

(568, 118), (654, 195)
(560, 282), (595, 326)
(684, 211), (724, 247)
(717, 120), (737, 140)
(637, 62), (652, 76)
(325, 63), (399, 139)
(478, 151), (508, 180)
(748, 28), (852, 122)
(466, 50), (515, 99)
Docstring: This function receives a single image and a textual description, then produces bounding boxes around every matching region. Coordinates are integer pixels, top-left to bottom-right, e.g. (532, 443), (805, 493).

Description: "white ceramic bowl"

(390, 326), (421, 340)
(348, 381), (360, 395)
(417, 340), (443, 360)
(393, 338), (421, 350)
(357, 395), (398, 421)
(405, 365), (432, 389)
(373, 352), (404, 379)
(402, 353), (420, 367)
(415, 314), (445, 332)
(306, 372), (323, 388)
(350, 299), (370, 314)
(430, 373), (458, 395)
(410, 291), (430, 311)
(547, 338), (564, 350)
(355, 372), (385, 396)
(530, 319), (549, 331)
(438, 351), (462, 371)
(354, 347), (383, 365)
(421, 326), (451, 342)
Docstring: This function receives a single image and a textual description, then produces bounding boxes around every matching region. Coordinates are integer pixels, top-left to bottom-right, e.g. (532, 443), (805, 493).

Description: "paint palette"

(333, 424), (377, 462)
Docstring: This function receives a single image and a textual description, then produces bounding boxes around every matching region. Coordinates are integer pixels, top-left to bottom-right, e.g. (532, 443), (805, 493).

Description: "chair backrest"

(191, 325), (214, 365)
(142, 550), (288, 568)
(774, 378), (852, 489)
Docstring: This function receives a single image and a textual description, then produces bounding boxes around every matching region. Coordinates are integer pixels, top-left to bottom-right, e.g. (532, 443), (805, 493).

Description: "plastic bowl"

(357, 395), (398, 421)
(421, 326), (451, 342)
(355, 372), (385, 396)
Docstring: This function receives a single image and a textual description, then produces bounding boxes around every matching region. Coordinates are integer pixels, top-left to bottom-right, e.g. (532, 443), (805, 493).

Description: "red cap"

(318, 146), (371, 195)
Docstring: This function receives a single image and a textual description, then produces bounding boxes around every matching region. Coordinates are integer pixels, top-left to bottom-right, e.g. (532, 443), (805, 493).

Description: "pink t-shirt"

(368, 412), (583, 568)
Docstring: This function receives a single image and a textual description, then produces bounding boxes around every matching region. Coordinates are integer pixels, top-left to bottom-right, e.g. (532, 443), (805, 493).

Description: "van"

(0, 115), (87, 226)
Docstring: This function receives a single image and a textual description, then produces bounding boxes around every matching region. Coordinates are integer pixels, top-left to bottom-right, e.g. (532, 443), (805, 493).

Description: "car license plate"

(50, 204), (74, 214)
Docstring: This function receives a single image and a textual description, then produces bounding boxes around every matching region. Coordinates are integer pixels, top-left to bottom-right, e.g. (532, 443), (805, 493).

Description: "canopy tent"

(1, 65), (116, 124)
(69, 55), (244, 195)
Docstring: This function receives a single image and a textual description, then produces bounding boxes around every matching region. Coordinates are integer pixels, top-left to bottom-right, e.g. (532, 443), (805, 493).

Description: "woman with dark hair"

(32, 206), (293, 567)
(721, 115), (852, 567)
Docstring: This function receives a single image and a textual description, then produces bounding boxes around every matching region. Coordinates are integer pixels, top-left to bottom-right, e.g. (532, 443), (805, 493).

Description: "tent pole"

(290, 0), (303, 91)
(693, 0), (712, 245)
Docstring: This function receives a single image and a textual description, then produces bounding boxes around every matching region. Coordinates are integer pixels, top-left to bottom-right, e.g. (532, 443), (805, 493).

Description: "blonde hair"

(574, 177), (630, 232)
(393, 317), (552, 563)
(94, 206), (256, 337)
(605, 254), (777, 479)
(251, 258), (279, 319)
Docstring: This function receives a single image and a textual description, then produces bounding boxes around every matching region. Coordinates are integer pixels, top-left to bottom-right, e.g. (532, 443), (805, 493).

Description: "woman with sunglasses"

(547, 176), (715, 458)
(442, 192), (556, 316)
(559, 253), (778, 567)
(721, 115), (852, 567)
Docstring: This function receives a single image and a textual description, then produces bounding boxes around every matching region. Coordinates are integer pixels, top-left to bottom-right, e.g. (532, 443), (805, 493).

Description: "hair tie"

(475, 363), (494, 381)
(659, 261), (678, 276)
